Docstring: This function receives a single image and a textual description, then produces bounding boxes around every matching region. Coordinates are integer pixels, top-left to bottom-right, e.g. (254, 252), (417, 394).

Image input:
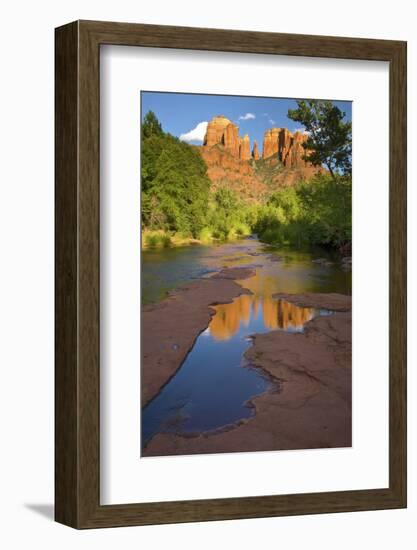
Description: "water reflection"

(141, 237), (345, 449)
(210, 296), (315, 341)
(142, 237), (351, 304)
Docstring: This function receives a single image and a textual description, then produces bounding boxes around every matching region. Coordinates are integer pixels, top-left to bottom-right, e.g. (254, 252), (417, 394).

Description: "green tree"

(268, 187), (301, 221)
(141, 112), (211, 237)
(213, 188), (238, 211)
(142, 110), (163, 139)
(288, 100), (352, 178)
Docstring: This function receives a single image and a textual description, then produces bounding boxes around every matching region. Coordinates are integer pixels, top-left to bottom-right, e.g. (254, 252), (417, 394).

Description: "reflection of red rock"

(209, 294), (252, 340)
(144, 292), (352, 457)
(209, 293), (314, 341)
(263, 298), (313, 330)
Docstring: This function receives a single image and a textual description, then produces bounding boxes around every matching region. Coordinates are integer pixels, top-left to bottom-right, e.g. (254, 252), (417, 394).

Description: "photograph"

(0, 1), (406, 539)
(140, 91), (352, 457)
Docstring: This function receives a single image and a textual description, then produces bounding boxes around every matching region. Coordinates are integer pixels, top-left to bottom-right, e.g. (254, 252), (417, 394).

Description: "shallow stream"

(141, 237), (350, 450)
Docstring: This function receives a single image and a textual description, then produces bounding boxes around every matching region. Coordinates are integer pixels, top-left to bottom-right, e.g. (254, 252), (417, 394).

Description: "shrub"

(255, 174), (351, 249)
(143, 230), (171, 248)
(198, 227), (213, 243)
(233, 221), (251, 237)
(141, 112), (211, 237)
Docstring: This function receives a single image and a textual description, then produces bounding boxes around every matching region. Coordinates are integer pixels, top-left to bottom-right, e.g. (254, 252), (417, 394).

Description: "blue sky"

(141, 91), (352, 151)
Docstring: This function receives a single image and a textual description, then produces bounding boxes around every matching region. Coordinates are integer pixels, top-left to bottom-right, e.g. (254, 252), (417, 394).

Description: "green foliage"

(287, 100), (352, 177)
(142, 110), (163, 139)
(143, 230), (172, 248)
(198, 227), (214, 243)
(213, 188), (238, 211)
(252, 157), (284, 186)
(268, 187), (302, 221)
(255, 174), (351, 249)
(204, 189), (252, 240)
(234, 221), (251, 236)
(141, 111), (351, 252)
(141, 112), (211, 238)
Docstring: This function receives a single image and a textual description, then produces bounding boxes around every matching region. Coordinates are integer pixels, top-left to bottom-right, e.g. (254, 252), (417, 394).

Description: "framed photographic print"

(55, 20), (406, 528)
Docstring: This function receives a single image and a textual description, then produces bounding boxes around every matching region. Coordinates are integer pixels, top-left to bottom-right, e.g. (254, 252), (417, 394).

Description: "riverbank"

(141, 236), (351, 455)
(143, 291), (351, 456)
(142, 229), (352, 262)
(142, 229), (252, 250)
(141, 267), (256, 406)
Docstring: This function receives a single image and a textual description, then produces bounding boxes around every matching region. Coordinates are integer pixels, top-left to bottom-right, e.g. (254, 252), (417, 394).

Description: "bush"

(141, 113), (211, 237)
(198, 227), (213, 243)
(259, 227), (282, 245)
(255, 174), (351, 249)
(141, 111), (351, 251)
(143, 230), (172, 248)
(234, 222), (251, 236)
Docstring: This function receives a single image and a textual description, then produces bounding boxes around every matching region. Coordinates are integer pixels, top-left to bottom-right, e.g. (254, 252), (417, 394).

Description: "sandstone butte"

(199, 115), (324, 201)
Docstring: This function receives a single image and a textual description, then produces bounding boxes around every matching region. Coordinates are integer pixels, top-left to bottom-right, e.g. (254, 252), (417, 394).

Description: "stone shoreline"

(141, 267), (255, 407)
(142, 289), (352, 457)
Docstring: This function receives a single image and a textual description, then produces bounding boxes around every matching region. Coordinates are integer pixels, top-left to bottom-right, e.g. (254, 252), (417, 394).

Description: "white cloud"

(269, 119), (276, 125)
(179, 121), (208, 143)
(293, 127), (310, 135)
(238, 113), (256, 121)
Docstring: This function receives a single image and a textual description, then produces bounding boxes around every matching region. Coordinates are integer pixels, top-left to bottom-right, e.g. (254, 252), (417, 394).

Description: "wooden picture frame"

(55, 20), (407, 528)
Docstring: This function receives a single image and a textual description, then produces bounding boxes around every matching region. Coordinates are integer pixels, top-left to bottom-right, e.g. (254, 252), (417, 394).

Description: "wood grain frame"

(55, 20), (407, 529)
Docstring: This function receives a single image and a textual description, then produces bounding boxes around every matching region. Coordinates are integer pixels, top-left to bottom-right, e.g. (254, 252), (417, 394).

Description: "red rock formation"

(284, 131), (308, 168)
(278, 128), (293, 165)
(253, 140), (260, 160)
(223, 121), (240, 157)
(199, 145), (268, 202)
(263, 127), (313, 169)
(263, 128), (281, 158)
(203, 115), (230, 146)
(200, 115), (324, 199)
(239, 134), (251, 161)
(203, 115), (239, 157)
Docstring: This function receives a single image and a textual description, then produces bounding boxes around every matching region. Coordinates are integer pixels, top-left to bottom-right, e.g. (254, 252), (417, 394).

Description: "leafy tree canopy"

(142, 110), (163, 139)
(287, 100), (352, 177)
(141, 110), (352, 251)
(141, 111), (210, 237)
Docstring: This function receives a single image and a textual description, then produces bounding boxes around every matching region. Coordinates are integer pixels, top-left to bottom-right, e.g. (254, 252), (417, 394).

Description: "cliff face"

(264, 127), (315, 169)
(263, 128), (281, 158)
(239, 134), (251, 161)
(200, 115), (323, 202)
(204, 115), (240, 157)
(203, 116), (255, 161)
(199, 145), (268, 202)
(203, 116), (316, 168)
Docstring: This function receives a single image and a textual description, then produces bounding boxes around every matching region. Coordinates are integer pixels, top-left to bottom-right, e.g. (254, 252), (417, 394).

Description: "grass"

(142, 223), (252, 250)
(198, 227), (214, 243)
(143, 230), (172, 249)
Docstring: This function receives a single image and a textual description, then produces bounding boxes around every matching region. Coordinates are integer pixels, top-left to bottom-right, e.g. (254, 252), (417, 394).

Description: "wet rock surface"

(211, 267), (257, 280)
(273, 292), (351, 312)
(142, 277), (252, 406)
(143, 292), (352, 456)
